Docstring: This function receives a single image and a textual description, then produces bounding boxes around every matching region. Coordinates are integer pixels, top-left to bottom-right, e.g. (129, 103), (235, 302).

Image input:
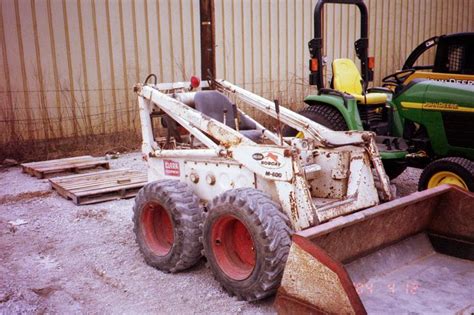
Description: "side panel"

(396, 81), (474, 158)
(423, 83), (474, 157)
(147, 157), (258, 202)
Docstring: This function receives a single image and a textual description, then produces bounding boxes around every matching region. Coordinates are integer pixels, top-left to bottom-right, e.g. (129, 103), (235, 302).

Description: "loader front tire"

(133, 180), (203, 273)
(202, 188), (292, 301)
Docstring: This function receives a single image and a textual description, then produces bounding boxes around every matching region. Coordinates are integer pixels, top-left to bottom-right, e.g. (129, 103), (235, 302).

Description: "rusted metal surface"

(298, 185), (472, 262)
(275, 235), (366, 315)
(215, 80), (392, 201)
(139, 85), (253, 148)
(428, 187), (474, 241)
(136, 80), (393, 231)
(363, 133), (392, 201)
(276, 185), (474, 314)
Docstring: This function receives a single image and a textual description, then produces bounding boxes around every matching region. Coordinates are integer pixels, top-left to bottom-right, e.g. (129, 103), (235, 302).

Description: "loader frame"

(134, 79), (392, 231)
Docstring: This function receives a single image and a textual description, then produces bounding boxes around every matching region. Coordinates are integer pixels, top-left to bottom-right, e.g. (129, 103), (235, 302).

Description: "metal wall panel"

(0, 0), (473, 145)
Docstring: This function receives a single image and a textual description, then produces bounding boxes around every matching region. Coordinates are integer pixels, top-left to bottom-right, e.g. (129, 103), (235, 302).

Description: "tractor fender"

(303, 94), (364, 131)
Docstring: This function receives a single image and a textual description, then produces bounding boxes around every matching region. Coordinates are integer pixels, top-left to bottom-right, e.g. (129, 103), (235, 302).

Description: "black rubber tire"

(382, 158), (407, 180)
(418, 157), (474, 191)
(133, 180), (203, 273)
(202, 188), (292, 301)
(282, 104), (348, 137)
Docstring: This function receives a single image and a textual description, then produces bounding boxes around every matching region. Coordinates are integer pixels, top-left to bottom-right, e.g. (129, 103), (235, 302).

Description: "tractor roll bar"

(309, 0), (372, 89)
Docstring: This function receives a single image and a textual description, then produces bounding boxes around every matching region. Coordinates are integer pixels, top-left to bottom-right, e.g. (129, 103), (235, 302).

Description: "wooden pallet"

(49, 168), (147, 205)
(21, 155), (110, 178)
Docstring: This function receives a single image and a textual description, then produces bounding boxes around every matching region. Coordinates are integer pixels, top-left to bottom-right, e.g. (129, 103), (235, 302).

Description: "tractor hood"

(397, 79), (474, 111)
(423, 80), (474, 110)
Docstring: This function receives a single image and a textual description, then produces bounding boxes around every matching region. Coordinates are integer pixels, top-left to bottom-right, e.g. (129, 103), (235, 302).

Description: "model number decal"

(265, 171), (282, 178)
(164, 160), (180, 177)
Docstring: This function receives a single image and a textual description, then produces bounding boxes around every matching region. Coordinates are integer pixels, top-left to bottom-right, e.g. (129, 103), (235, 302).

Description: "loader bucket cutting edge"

(275, 185), (474, 314)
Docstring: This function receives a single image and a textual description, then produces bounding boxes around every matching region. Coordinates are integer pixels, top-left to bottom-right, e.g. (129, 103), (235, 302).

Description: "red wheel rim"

(140, 201), (174, 256)
(211, 215), (256, 280)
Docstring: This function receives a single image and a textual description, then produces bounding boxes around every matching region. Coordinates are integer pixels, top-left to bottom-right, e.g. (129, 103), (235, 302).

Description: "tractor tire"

(381, 158), (407, 180)
(133, 180), (203, 273)
(282, 103), (348, 137)
(202, 188), (292, 301)
(418, 157), (474, 192)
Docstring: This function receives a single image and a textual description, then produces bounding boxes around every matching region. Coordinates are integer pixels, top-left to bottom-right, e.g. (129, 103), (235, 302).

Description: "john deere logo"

(423, 102), (458, 110)
(259, 152), (284, 169)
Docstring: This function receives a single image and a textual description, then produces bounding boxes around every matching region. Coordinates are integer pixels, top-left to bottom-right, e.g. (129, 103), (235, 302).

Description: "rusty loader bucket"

(275, 185), (474, 314)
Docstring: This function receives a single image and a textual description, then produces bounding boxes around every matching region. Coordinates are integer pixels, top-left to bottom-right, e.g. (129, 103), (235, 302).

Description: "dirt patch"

(0, 190), (53, 204)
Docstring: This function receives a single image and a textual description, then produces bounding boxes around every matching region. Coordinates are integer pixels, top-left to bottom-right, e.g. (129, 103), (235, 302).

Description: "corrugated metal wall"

(1, 0), (473, 145)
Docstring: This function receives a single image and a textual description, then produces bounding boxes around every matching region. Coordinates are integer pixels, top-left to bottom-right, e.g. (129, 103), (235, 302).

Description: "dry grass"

(0, 131), (141, 163)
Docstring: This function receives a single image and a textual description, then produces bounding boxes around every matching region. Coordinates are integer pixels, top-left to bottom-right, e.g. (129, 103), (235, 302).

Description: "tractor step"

(21, 155), (109, 179)
(49, 168), (147, 205)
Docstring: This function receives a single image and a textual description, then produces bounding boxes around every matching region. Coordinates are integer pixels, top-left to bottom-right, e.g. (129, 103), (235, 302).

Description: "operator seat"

(194, 91), (262, 142)
(332, 58), (387, 104)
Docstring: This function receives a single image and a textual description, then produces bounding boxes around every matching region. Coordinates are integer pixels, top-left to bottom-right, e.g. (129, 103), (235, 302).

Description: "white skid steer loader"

(133, 76), (474, 313)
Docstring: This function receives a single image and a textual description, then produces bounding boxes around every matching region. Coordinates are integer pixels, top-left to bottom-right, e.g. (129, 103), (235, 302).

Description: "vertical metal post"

(199, 0), (216, 82)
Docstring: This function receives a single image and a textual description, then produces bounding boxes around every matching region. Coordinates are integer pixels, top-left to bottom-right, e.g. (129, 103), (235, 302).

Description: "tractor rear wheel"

(418, 157), (474, 191)
(202, 188), (292, 301)
(282, 104), (348, 137)
(133, 180), (203, 272)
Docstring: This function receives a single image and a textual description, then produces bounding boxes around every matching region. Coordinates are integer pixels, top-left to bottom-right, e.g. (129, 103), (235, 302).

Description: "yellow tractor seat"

(332, 58), (387, 105)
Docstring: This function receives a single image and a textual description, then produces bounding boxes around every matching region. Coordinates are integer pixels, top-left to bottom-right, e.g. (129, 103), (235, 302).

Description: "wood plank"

(74, 182), (146, 197)
(59, 179), (145, 192)
(49, 168), (134, 182)
(51, 181), (77, 201)
(51, 171), (145, 190)
(22, 156), (93, 169)
(49, 169), (148, 205)
(58, 176), (143, 189)
(77, 188), (141, 205)
(22, 156), (110, 178)
(37, 160), (109, 173)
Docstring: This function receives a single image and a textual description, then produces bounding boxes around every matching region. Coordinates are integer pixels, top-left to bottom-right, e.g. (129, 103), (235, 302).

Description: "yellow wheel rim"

(427, 171), (468, 190)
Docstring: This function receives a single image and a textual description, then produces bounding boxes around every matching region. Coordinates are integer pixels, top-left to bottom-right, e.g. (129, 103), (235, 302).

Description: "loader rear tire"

(133, 180), (203, 273)
(418, 157), (474, 192)
(202, 188), (292, 301)
(282, 104), (348, 137)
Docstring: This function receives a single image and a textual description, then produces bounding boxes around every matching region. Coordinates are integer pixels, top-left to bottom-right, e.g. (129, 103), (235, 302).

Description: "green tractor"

(286, 0), (474, 191)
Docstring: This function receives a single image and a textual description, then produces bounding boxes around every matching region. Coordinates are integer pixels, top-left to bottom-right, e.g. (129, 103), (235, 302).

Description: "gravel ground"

(0, 152), (421, 314)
